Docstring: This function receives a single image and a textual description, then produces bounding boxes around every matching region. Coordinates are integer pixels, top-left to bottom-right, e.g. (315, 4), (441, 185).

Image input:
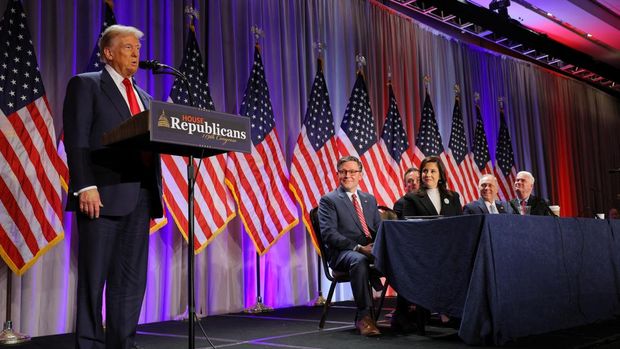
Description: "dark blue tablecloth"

(373, 215), (620, 345)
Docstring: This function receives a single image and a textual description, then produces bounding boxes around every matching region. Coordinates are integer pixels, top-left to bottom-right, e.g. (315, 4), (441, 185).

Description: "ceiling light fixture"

(489, 0), (511, 18)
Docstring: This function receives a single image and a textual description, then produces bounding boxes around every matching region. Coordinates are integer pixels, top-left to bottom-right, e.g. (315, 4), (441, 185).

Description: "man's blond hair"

(98, 24), (144, 63)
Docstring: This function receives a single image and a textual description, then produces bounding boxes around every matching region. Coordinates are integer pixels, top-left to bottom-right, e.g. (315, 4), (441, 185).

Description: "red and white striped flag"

(225, 46), (298, 255)
(162, 26), (235, 252)
(371, 84), (417, 207)
(494, 107), (517, 201)
(289, 59), (338, 252)
(57, 133), (69, 193)
(441, 96), (478, 205)
(0, 0), (66, 275)
(470, 104), (493, 179)
(336, 72), (399, 207)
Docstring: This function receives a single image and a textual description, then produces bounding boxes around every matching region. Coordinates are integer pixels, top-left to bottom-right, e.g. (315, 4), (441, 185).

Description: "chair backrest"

(309, 206), (336, 282)
(378, 205), (398, 220)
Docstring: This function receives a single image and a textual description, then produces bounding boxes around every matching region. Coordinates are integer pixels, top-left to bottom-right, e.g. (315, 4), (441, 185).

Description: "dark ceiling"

(470, 0), (620, 69)
(384, 0), (620, 94)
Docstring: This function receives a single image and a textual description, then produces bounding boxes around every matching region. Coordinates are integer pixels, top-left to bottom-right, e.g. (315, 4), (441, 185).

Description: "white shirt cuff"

(74, 186), (97, 197)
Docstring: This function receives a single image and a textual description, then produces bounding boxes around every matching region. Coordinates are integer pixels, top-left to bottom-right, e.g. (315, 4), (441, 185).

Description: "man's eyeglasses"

(338, 169), (361, 176)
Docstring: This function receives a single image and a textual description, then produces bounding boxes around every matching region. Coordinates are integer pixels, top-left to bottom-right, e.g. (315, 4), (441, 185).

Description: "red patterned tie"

(351, 193), (372, 239)
(520, 199), (527, 215)
(123, 78), (152, 167)
(122, 78), (141, 116)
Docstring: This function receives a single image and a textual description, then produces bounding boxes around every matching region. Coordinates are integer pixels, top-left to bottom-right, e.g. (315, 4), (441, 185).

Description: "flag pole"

(242, 25), (273, 315)
(0, 269), (30, 344)
(314, 252), (326, 306)
(244, 252), (273, 313)
(310, 45), (327, 307)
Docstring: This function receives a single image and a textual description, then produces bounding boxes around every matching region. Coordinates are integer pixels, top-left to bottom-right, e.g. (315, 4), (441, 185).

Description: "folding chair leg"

(367, 283), (376, 321)
(319, 280), (338, 329)
(376, 280), (389, 320)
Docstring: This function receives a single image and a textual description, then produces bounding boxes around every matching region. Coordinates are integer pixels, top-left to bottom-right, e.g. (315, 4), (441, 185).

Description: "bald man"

(464, 174), (514, 214)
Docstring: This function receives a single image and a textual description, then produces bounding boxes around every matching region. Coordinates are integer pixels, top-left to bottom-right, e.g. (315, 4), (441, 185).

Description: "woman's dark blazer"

(398, 189), (463, 219)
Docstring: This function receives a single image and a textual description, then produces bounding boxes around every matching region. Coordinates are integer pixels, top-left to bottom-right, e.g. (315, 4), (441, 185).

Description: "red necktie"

(123, 78), (152, 167)
(122, 78), (141, 116)
(351, 193), (372, 239)
(520, 199), (527, 215)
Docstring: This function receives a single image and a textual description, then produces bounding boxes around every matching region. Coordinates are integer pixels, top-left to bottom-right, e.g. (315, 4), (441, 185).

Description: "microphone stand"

(147, 64), (211, 349)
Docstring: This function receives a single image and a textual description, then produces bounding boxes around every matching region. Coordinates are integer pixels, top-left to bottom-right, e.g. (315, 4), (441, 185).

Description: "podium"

(103, 100), (251, 349)
(103, 100), (251, 157)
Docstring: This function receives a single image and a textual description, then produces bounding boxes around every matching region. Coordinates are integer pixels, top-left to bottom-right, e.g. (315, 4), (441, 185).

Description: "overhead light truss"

(383, 0), (620, 94)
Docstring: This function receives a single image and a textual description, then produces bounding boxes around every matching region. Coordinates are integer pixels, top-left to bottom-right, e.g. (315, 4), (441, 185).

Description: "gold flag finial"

(355, 54), (366, 73)
(251, 25), (264, 44)
(313, 42), (325, 58)
(313, 42), (326, 71)
(184, 6), (199, 31)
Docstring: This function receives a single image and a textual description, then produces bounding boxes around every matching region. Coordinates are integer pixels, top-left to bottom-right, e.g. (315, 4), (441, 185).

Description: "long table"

(373, 215), (620, 345)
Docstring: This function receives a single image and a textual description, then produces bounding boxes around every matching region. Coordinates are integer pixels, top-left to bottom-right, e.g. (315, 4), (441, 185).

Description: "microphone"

(138, 59), (191, 106)
(138, 60), (163, 71)
(609, 168), (620, 173)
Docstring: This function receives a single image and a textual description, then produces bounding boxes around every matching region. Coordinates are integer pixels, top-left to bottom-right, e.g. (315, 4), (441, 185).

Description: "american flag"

(413, 90), (444, 160)
(289, 59), (338, 253)
(494, 107), (517, 201)
(441, 96), (478, 204)
(84, 0), (116, 73)
(336, 72), (387, 206)
(373, 84), (417, 206)
(162, 26), (234, 253)
(471, 104), (493, 178)
(0, 0), (66, 275)
(225, 46), (299, 255)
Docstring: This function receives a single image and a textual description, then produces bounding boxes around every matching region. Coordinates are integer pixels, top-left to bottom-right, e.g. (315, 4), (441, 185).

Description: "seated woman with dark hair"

(397, 155), (462, 219)
(392, 155), (463, 333)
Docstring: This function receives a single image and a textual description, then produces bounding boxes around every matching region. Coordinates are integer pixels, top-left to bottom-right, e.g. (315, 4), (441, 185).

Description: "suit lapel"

(420, 194), (438, 215)
(134, 83), (151, 111)
(359, 192), (374, 229)
(338, 187), (365, 232)
(478, 199), (489, 214)
(495, 201), (507, 214)
(439, 192), (456, 215)
(527, 196), (535, 207)
(100, 69), (132, 122)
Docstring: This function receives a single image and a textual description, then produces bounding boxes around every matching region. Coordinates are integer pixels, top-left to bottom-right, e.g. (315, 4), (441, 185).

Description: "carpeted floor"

(5, 298), (620, 349)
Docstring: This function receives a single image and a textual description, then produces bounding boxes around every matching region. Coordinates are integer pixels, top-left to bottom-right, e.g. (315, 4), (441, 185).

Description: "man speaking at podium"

(63, 24), (163, 349)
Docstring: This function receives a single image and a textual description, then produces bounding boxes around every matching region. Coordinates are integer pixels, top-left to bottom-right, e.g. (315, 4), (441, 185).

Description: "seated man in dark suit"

(509, 171), (554, 216)
(464, 174), (514, 214)
(393, 167), (419, 218)
(318, 156), (382, 336)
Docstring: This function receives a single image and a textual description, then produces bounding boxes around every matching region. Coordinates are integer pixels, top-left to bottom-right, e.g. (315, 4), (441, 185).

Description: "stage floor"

(8, 298), (620, 348)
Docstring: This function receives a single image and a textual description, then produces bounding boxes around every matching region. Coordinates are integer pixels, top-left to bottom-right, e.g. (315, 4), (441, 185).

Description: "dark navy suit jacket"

(463, 198), (515, 215)
(318, 186), (381, 266)
(63, 68), (163, 218)
(509, 195), (554, 216)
